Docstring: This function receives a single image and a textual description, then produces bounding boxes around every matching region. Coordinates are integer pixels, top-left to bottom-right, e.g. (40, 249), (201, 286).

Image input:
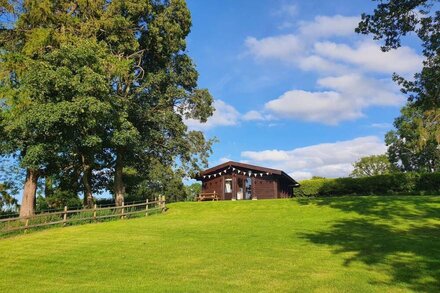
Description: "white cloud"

(243, 110), (265, 121)
(297, 55), (348, 74)
(245, 14), (422, 77)
(317, 74), (402, 106)
(298, 15), (360, 39)
(218, 157), (232, 164)
(265, 89), (362, 124)
(241, 136), (387, 179)
(246, 15), (360, 64)
(242, 110), (273, 121)
(289, 171), (313, 181)
(314, 40), (423, 74)
(188, 75), (402, 128)
(245, 35), (303, 62)
(185, 100), (240, 130)
(263, 74), (403, 124)
(241, 150), (291, 162)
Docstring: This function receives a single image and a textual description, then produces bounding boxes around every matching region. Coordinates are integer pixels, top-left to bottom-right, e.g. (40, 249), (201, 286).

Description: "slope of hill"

(1, 196), (439, 292)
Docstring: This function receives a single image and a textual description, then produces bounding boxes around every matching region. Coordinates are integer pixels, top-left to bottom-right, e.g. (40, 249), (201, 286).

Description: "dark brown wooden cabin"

(195, 161), (300, 200)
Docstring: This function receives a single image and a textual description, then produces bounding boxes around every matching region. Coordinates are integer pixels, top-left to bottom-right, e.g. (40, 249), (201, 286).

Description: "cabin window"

(225, 179), (232, 193)
(245, 178), (252, 200)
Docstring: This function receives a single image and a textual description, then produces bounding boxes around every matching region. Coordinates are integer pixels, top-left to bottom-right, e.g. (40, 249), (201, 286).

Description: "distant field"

(0, 196), (439, 292)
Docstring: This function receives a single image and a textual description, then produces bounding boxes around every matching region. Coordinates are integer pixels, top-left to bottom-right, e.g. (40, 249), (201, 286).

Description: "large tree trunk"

(81, 155), (94, 208)
(114, 151), (125, 206)
(20, 168), (39, 218)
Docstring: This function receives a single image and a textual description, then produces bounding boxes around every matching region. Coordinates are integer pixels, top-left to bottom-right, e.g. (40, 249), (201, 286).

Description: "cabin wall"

(201, 176), (224, 199)
(278, 179), (293, 198)
(201, 173), (293, 200)
(253, 175), (277, 199)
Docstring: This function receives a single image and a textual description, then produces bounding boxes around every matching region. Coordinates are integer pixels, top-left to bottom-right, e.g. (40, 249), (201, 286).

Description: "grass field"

(0, 196), (439, 292)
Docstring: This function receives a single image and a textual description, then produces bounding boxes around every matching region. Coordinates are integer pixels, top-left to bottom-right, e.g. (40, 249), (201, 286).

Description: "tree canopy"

(351, 154), (396, 177)
(357, 0), (440, 172)
(0, 0), (214, 216)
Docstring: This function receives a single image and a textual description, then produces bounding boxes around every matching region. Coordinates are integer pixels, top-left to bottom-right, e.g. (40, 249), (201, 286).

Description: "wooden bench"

(196, 192), (219, 201)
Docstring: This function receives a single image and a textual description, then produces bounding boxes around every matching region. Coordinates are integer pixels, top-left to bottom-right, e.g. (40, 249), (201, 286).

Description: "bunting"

(202, 166), (272, 179)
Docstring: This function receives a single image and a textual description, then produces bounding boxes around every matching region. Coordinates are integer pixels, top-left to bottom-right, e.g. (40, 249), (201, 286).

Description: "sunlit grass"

(0, 196), (439, 292)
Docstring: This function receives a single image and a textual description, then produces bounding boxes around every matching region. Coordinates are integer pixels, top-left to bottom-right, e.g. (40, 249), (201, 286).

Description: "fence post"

(121, 202), (125, 219)
(93, 204), (97, 221)
(161, 195), (166, 212)
(24, 218), (29, 233)
(145, 199), (149, 216)
(63, 206), (68, 226)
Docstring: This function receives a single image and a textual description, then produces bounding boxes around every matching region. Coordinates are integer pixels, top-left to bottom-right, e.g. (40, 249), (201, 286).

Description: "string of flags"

(202, 166), (271, 179)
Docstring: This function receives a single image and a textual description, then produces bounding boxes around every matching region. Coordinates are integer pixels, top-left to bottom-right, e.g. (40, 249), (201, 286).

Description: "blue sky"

(184, 0), (424, 180)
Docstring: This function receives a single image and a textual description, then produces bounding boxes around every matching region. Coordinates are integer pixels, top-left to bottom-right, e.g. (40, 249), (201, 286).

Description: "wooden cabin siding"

(278, 179), (293, 198)
(202, 177), (223, 199)
(197, 161), (298, 201)
(253, 176), (276, 199)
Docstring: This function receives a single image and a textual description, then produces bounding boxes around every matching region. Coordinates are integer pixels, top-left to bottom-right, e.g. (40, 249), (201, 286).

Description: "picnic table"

(196, 192), (219, 201)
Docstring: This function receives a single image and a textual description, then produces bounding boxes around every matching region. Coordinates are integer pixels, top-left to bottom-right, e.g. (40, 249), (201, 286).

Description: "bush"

(297, 172), (440, 197)
(296, 178), (329, 196)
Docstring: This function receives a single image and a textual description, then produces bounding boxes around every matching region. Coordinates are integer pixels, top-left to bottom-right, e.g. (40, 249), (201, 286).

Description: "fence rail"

(0, 196), (166, 235)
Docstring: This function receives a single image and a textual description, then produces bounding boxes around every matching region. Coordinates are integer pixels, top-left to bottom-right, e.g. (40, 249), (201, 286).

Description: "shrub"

(296, 179), (330, 196)
(297, 172), (440, 197)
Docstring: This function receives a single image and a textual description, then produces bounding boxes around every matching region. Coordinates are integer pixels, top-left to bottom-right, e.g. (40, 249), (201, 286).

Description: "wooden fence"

(0, 196), (166, 235)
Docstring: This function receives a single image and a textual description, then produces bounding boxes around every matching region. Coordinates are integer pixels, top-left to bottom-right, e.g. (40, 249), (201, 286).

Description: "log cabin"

(194, 161), (300, 200)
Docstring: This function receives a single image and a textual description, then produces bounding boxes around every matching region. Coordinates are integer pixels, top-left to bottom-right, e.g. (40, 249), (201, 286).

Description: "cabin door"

(236, 178), (244, 200)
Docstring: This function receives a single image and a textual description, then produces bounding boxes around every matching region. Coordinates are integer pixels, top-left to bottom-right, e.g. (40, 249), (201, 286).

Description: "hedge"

(295, 172), (440, 197)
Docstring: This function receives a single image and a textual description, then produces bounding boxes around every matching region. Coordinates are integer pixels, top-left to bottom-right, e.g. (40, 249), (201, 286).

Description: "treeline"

(297, 173), (440, 197)
(0, 1), (214, 217)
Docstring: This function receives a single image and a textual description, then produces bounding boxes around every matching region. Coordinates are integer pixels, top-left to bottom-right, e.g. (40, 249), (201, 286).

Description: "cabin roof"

(196, 161), (300, 186)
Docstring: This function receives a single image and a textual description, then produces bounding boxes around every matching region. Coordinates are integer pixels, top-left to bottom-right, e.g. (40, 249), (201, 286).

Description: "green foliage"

(0, 0), (215, 211)
(123, 159), (188, 203)
(298, 172), (440, 197)
(296, 178), (329, 197)
(358, 1), (440, 168)
(184, 182), (201, 201)
(0, 182), (17, 211)
(356, 0), (438, 53)
(36, 190), (82, 212)
(351, 154), (396, 177)
(386, 104), (440, 172)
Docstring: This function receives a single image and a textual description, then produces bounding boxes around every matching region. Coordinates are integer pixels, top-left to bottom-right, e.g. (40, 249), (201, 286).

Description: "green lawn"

(1, 196), (439, 292)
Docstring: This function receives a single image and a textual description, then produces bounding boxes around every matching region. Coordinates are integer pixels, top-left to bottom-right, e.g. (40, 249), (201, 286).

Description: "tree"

(184, 183), (201, 201)
(386, 104), (440, 172)
(0, 183), (18, 213)
(351, 154), (396, 177)
(101, 0), (214, 206)
(0, 0), (214, 216)
(0, 22), (116, 214)
(357, 0), (439, 171)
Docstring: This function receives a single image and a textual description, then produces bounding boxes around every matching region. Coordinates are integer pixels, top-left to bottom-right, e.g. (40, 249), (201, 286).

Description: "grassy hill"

(1, 196), (439, 292)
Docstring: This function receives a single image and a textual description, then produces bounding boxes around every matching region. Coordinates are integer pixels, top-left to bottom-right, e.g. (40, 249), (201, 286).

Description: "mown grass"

(0, 196), (439, 292)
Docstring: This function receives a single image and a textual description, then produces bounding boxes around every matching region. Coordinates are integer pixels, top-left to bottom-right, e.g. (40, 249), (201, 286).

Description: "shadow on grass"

(298, 196), (440, 292)
(298, 196), (440, 221)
